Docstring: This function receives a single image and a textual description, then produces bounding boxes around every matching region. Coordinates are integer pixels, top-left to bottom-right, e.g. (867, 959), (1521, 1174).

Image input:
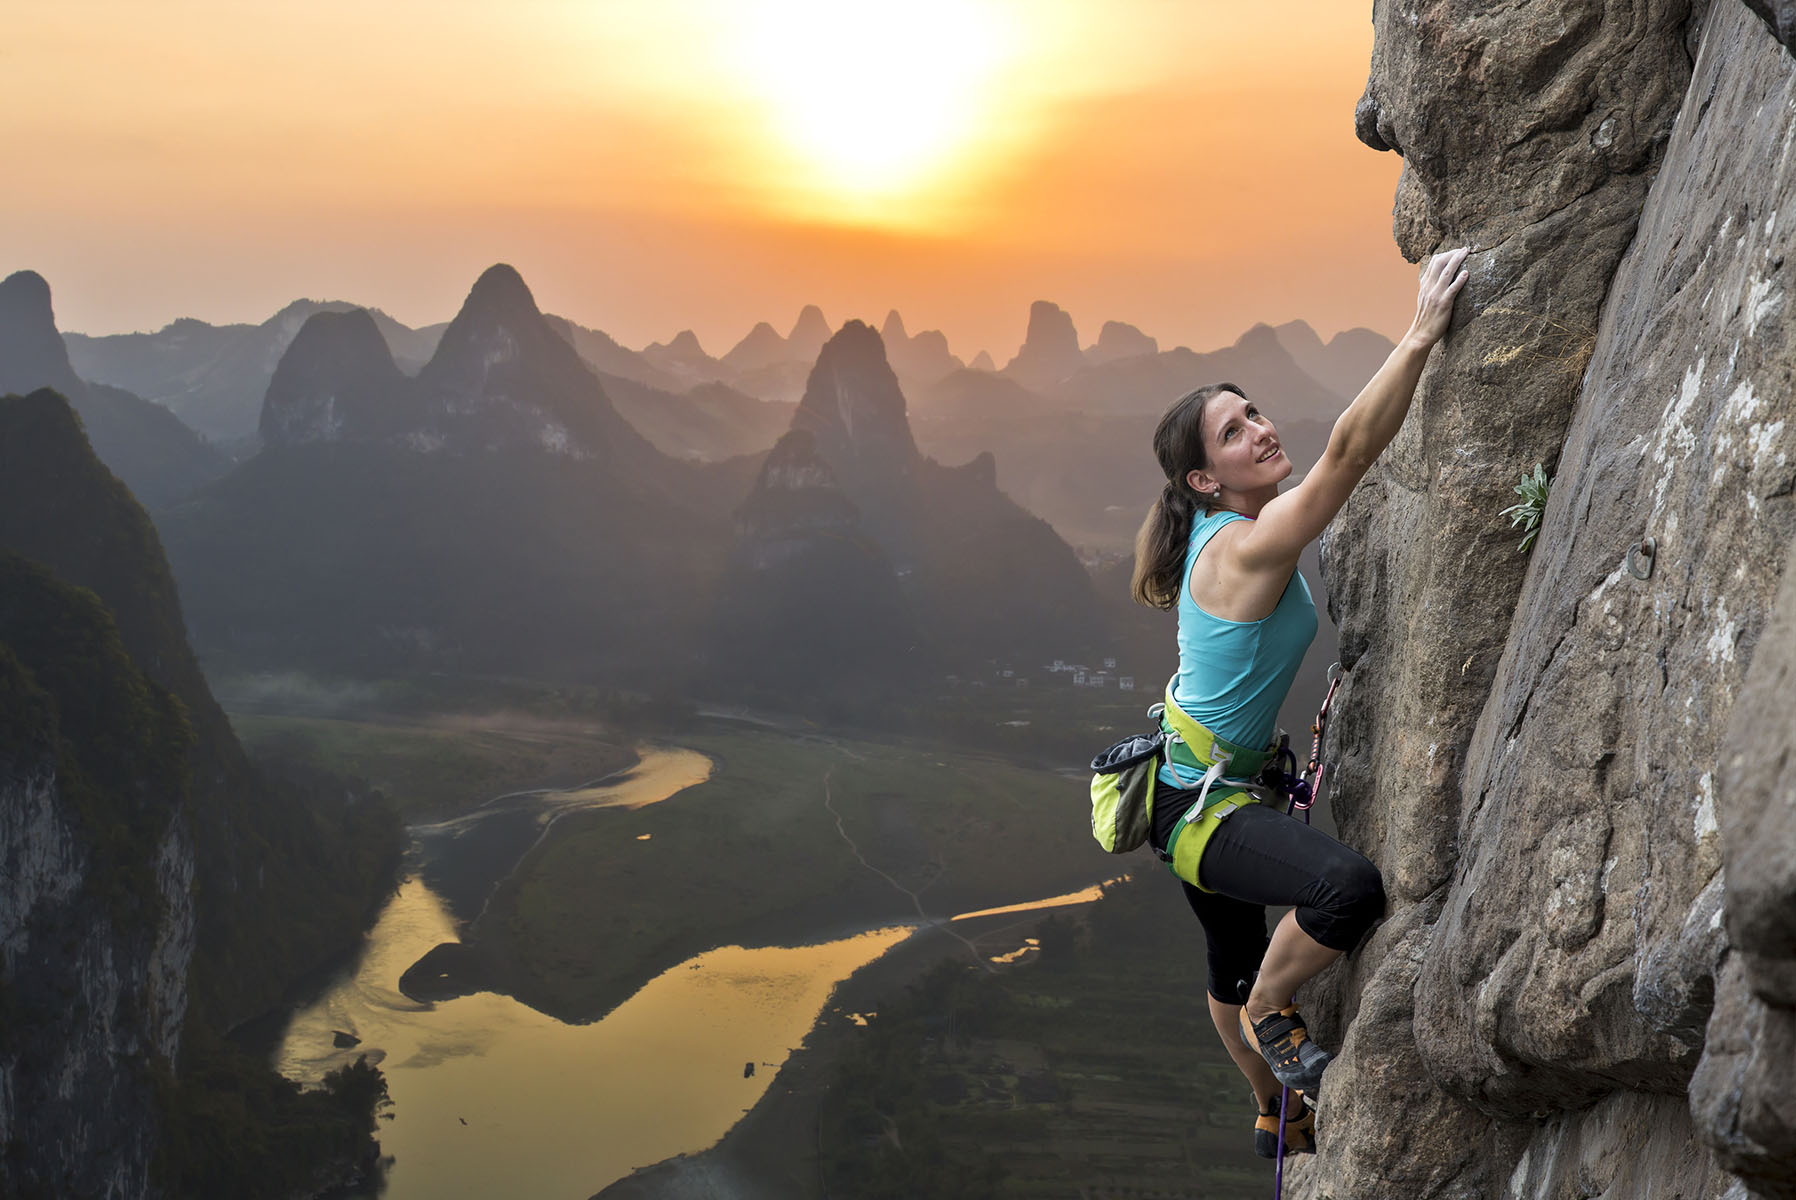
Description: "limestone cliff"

(0, 389), (400, 1196)
(1298, 2), (1796, 1198)
(0, 580), (195, 1199)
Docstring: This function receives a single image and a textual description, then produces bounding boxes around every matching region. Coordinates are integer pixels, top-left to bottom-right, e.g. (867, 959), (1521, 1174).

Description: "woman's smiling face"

(1185, 390), (1291, 499)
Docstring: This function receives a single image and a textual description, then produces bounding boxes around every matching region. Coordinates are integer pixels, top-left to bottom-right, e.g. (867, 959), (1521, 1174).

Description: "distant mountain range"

(124, 264), (1108, 694)
(6, 263), (1391, 690)
(59, 286), (1390, 453)
(910, 312), (1393, 550)
(64, 297), (441, 450)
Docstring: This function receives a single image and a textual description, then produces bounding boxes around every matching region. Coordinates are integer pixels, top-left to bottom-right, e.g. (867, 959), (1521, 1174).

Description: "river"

(274, 743), (1106, 1199)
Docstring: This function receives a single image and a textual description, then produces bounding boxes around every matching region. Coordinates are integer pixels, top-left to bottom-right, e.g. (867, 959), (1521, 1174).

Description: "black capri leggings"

(1149, 786), (1385, 1004)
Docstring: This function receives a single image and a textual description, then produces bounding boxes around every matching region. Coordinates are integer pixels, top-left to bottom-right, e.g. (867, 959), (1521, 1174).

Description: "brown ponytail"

(1128, 382), (1245, 609)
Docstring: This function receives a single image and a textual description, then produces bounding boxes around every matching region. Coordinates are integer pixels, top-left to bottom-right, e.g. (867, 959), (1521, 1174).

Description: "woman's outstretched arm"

(1233, 246), (1470, 573)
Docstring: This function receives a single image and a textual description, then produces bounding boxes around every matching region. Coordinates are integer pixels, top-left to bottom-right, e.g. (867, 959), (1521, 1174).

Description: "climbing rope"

(1271, 666), (1340, 1200)
(1275, 1084), (1292, 1197)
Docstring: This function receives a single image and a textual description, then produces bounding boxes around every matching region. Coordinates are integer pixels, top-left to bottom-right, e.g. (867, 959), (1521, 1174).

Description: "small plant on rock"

(1500, 463), (1551, 553)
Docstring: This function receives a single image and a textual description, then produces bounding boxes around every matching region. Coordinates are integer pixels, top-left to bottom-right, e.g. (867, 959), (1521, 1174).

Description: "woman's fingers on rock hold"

(1426, 246), (1469, 286)
(1412, 248), (1471, 343)
(1425, 250), (1470, 299)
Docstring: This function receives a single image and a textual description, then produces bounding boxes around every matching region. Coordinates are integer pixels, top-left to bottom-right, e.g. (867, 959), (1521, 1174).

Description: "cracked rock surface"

(1293, 2), (1795, 1197)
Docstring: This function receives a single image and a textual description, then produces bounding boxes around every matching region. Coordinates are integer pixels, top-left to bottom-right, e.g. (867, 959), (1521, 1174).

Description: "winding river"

(273, 744), (1104, 1198)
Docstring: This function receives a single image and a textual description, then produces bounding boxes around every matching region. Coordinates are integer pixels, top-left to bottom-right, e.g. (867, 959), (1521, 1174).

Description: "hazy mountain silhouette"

(880, 309), (964, 386)
(1003, 300), (1087, 392)
(160, 264), (727, 679)
(1271, 319), (1397, 401)
(64, 296), (439, 448)
(786, 304), (832, 363)
(160, 279), (1106, 693)
(724, 321), (1102, 682)
(712, 308), (845, 406)
(544, 314), (685, 393)
(594, 372), (794, 461)
(0, 270), (228, 509)
(720, 321), (792, 374)
(913, 318), (1359, 550)
(411, 264), (657, 459)
(789, 320), (922, 499)
(258, 264), (661, 461)
(641, 329), (728, 388)
(712, 428), (922, 694)
(1050, 321), (1347, 421)
(260, 308), (413, 446)
(1086, 320), (1159, 365)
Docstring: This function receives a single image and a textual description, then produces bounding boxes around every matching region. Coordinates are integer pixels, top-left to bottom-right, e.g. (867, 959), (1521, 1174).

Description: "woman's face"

(1185, 391), (1291, 499)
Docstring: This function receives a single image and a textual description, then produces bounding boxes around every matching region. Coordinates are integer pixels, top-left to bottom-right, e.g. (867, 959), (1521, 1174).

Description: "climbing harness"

(1153, 666), (1342, 884)
(1136, 669), (1342, 1200)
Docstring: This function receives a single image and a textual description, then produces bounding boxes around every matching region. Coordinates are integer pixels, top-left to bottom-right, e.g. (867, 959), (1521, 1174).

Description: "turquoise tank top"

(1157, 510), (1317, 787)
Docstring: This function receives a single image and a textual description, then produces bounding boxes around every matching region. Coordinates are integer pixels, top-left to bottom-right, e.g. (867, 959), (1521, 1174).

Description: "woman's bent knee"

(1338, 854), (1386, 923)
(1299, 853), (1385, 951)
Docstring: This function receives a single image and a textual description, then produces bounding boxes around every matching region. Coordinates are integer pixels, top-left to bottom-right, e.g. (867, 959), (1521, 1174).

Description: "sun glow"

(718, 0), (1015, 225)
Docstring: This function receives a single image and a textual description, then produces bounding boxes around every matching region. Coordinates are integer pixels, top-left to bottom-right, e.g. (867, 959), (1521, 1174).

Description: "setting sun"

(717, 0), (1014, 225)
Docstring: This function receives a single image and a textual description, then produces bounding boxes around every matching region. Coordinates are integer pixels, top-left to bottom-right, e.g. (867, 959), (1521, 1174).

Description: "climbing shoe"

(1239, 1004), (1332, 1092)
(1254, 1092), (1316, 1159)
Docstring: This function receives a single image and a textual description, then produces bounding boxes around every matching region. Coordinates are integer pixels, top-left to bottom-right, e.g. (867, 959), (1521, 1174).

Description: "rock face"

(1694, 531), (1796, 1200)
(0, 389), (398, 1194)
(1743, 0), (1796, 46)
(0, 560), (197, 1199)
(1297, 3), (1796, 1198)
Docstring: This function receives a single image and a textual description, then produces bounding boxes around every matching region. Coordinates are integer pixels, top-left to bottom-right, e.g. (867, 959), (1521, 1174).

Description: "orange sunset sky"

(5, 1), (1416, 362)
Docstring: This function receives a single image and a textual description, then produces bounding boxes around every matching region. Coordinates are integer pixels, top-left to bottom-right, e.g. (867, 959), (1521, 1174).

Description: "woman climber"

(1130, 246), (1470, 1158)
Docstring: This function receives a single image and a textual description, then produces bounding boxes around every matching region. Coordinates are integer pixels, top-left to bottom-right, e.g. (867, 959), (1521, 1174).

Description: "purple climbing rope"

(1274, 1086), (1290, 1198)
(1271, 668), (1338, 1198)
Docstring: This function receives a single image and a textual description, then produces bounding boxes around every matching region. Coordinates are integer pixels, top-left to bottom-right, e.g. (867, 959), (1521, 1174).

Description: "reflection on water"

(988, 937), (1040, 965)
(275, 742), (1114, 1199)
(279, 879), (911, 1199)
(951, 877), (1124, 922)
